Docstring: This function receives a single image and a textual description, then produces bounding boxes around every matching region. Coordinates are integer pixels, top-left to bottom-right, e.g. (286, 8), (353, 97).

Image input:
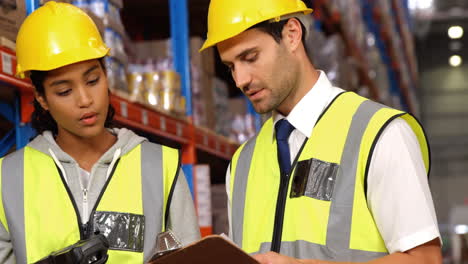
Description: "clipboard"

(148, 235), (259, 264)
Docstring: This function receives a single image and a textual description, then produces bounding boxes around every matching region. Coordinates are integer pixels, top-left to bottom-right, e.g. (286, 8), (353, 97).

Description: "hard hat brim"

(199, 8), (313, 53)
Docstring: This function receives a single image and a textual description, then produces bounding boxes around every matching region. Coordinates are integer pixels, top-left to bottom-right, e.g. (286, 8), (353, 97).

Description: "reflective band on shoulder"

(232, 137), (257, 248)
(326, 100), (387, 256)
(141, 142), (164, 262)
(2, 149), (27, 263)
(253, 241), (387, 261)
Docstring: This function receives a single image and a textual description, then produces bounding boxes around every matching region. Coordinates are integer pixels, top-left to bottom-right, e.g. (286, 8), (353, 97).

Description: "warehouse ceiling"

(409, 0), (468, 39)
(435, 0), (468, 12)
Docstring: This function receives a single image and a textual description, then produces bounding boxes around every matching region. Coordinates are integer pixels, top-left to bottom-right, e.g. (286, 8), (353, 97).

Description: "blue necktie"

(275, 119), (295, 174)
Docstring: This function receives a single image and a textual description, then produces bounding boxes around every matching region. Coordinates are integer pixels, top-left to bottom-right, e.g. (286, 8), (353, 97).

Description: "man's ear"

(282, 18), (303, 52)
(34, 91), (49, 111)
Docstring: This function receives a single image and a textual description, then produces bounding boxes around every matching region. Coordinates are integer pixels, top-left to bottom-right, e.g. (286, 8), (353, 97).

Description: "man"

(200, 0), (442, 263)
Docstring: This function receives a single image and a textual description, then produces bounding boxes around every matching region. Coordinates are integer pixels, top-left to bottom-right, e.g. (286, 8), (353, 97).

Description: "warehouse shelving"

(110, 94), (237, 160)
(0, 46), (35, 157)
(310, 0), (419, 113)
(311, 0), (381, 101)
(1, 52), (238, 159)
(391, 0), (418, 85)
(369, 3), (415, 113)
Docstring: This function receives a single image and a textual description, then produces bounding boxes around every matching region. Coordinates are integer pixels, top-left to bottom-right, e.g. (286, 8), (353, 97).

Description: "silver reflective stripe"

(326, 100), (387, 258)
(232, 137), (257, 248)
(141, 142), (164, 261)
(93, 211), (145, 252)
(253, 241), (387, 261)
(2, 149), (27, 263)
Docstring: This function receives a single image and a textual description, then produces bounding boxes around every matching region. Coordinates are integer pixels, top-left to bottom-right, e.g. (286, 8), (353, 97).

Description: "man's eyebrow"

(235, 47), (257, 60)
(222, 47), (258, 66)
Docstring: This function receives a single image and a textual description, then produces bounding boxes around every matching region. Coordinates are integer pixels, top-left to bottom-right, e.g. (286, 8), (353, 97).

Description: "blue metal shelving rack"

(360, 0), (408, 111)
(169, 0), (196, 197)
(0, 97), (35, 157)
(0, 0), (38, 157)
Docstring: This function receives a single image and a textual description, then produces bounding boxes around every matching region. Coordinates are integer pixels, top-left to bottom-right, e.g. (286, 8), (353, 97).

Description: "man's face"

(218, 28), (298, 114)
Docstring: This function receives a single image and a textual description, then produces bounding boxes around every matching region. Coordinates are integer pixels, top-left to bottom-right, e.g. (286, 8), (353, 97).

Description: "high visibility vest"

(230, 92), (430, 261)
(0, 141), (180, 263)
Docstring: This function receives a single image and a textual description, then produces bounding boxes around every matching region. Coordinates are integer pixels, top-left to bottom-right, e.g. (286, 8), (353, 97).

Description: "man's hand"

(250, 239), (441, 264)
(253, 251), (314, 264)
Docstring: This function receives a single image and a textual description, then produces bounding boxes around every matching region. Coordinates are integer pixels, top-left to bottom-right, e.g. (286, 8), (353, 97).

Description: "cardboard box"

(194, 165), (212, 228)
(0, 0), (26, 42)
(190, 37), (215, 75)
(149, 235), (259, 264)
(109, 0), (123, 9)
(211, 184), (228, 235)
(132, 39), (171, 60)
(132, 37), (215, 77)
(0, 36), (15, 51)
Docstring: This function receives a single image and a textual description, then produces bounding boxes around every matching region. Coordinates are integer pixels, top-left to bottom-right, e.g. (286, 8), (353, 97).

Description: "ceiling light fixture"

(448, 26), (464, 39)
(449, 55), (462, 67)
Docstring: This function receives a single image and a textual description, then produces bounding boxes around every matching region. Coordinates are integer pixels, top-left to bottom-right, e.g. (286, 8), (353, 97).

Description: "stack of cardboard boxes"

(131, 37), (225, 130)
(128, 39), (184, 116)
(0, 0), (26, 73)
(190, 37), (217, 131)
(0, 0), (26, 46)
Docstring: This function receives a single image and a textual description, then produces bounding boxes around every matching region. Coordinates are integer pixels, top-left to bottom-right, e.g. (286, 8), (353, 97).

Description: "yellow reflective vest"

(230, 92), (430, 261)
(0, 142), (180, 263)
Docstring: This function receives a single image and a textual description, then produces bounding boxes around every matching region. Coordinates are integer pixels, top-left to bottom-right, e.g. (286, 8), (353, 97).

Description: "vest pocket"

(291, 158), (339, 201)
(93, 211), (145, 252)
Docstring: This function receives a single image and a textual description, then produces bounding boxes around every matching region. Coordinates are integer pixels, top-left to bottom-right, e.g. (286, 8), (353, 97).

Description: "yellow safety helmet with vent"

(16, 1), (109, 78)
(200, 0), (313, 52)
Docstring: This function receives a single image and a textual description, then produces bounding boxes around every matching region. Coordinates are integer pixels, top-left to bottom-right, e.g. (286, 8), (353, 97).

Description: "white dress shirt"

(226, 71), (440, 253)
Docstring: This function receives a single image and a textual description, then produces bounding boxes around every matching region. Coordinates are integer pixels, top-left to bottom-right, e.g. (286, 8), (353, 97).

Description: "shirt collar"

(272, 71), (339, 140)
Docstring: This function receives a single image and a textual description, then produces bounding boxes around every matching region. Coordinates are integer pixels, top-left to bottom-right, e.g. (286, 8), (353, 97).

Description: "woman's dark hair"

(249, 18), (306, 44)
(30, 58), (115, 135)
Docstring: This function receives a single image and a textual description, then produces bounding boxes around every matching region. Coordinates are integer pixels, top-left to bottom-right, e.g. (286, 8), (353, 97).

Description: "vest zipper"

(271, 140), (307, 253)
(83, 188), (88, 221)
(87, 158), (121, 235)
(55, 164), (87, 240)
(55, 158), (121, 240)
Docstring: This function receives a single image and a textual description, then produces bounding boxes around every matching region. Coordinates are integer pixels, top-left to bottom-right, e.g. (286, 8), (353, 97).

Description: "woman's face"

(35, 59), (110, 140)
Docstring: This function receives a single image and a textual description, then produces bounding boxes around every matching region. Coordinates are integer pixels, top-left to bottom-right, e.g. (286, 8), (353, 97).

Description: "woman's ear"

(282, 18), (304, 52)
(34, 91), (49, 111)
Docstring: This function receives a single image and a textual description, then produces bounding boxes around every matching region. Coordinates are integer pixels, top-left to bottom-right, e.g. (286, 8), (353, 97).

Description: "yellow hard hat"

(200, 0), (312, 52)
(16, 1), (109, 78)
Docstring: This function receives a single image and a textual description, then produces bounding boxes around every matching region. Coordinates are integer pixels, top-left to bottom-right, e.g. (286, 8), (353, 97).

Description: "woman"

(0, 2), (199, 263)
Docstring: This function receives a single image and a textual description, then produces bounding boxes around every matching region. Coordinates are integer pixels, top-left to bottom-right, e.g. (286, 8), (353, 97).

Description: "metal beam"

(0, 129), (14, 157)
(0, 103), (14, 123)
(170, 0), (192, 117)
